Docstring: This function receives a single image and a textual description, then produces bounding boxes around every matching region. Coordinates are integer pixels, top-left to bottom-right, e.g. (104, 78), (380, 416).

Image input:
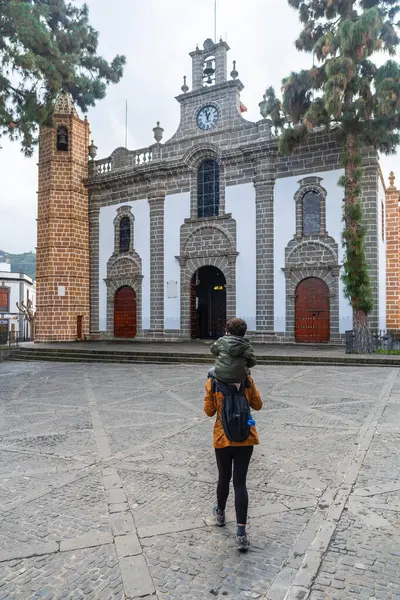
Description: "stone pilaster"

(254, 161), (276, 334)
(360, 153), (380, 329)
(148, 185), (165, 334)
(89, 202), (100, 336)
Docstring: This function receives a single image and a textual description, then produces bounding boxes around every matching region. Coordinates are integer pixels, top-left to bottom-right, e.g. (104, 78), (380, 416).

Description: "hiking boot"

(213, 505), (225, 527)
(236, 534), (250, 552)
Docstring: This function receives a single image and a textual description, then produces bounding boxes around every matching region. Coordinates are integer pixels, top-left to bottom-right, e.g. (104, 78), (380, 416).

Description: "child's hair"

(226, 318), (247, 337)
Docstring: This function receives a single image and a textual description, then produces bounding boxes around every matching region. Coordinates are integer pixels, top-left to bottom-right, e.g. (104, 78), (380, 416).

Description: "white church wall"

(225, 183), (256, 331)
(378, 175), (386, 330)
(164, 192), (190, 330)
(322, 169), (353, 333)
(274, 169), (351, 333)
(99, 199), (150, 332)
(274, 178), (297, 332)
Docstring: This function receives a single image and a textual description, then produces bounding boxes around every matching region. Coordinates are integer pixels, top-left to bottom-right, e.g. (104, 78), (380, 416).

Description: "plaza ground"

(0, 360), (399, 600)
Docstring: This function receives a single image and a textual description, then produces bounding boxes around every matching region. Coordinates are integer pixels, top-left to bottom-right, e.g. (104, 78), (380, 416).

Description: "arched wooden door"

(295, 278), (330, 343)
(114, 287), (137, 338)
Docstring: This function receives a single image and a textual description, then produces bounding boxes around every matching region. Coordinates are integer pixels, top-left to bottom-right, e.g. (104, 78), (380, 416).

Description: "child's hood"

(220, 335), (251, 357)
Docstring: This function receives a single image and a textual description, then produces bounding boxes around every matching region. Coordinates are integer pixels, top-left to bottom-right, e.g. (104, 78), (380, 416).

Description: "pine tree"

(0, 0), (126, 156)
(265, 0), (400, 353)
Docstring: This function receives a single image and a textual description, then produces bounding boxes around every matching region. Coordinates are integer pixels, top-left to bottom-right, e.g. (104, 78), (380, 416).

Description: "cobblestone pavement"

(0, 361), (399, 600)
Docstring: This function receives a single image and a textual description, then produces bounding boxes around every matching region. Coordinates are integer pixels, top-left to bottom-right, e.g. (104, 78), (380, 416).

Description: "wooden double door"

(295, 278), (330, 343)
(114, 286), (137, 338)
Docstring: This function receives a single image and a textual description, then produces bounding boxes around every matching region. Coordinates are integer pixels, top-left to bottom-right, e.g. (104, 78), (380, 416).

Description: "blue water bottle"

(248, 416), (256, 426)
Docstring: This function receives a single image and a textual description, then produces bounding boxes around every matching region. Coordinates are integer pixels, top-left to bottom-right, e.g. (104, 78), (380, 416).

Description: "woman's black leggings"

(215, 446), (254, 524)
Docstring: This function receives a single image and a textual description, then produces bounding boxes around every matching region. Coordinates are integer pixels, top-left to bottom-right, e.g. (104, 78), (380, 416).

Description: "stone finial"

(54, 90), (78, 116)
(153, 121), (164, 143)
(181, 76), (189, 94)
(203, 38), (215, 51)
(259, 93), (269, 119)
(230, 60), (238, 80)
(389, 171), (396, 189)
(88, 140), (98, 160)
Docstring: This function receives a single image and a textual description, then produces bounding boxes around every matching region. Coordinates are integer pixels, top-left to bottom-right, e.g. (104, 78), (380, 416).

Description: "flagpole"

(125, 100), (128, 148)
(214, 0), (217, 43)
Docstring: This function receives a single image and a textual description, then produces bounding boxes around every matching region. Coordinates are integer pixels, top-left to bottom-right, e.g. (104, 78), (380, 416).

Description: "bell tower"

(35, 91), (90, 342)
(190, 38), (229, 89)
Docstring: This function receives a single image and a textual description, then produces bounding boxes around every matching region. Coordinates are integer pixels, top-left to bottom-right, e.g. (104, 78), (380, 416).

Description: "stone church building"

(35, 39), (387, 344)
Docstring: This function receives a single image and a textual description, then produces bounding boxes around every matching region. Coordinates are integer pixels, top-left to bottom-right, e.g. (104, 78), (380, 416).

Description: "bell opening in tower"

(190, 266), (226, 339)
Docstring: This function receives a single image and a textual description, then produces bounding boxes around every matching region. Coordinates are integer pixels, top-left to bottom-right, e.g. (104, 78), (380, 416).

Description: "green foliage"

(0, 250), (36, 279)
(265, 0), (400, 321)
(0, 0), (126, 156)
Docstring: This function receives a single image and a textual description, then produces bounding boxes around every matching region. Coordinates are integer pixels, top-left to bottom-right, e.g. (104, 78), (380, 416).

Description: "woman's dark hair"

(226, 318), (247, 337)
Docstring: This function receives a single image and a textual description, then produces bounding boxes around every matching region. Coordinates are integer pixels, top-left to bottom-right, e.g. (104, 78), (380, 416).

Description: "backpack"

(211, 379), (252, 443)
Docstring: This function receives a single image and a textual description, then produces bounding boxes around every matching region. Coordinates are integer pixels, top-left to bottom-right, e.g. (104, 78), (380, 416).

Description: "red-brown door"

(114, 287), (137, 338)
(77, 316), (83, 340)
(295, 278), (330, 343)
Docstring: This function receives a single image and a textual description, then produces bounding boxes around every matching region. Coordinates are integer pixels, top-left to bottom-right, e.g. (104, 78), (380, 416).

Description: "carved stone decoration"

(286, 240), (338, 269)
(182, 224), (236, 259)
(105, 207), (143, 337)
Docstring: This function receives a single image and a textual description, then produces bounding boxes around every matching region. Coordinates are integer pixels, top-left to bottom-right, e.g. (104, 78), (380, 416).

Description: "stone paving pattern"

(0, 361), (399, 599)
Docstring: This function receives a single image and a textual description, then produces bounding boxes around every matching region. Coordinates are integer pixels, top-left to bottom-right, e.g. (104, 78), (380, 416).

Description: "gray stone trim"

(294, 177), (327, 238)
(178, 255), (236, 339)
(113, 206), (135, 254)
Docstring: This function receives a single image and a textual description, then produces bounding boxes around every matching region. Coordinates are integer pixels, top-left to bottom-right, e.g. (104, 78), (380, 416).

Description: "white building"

(0, 262), (36, 342)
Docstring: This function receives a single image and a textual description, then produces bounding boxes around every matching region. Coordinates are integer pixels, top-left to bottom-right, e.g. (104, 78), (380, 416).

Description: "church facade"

(35, 39), (387, 344)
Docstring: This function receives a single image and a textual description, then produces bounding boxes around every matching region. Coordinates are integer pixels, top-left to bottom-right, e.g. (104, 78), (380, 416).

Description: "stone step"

(9, 349), (400, 367)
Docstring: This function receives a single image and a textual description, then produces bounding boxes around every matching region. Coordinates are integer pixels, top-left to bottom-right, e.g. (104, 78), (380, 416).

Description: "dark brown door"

(295, 278), (330, 343)
(114, 287), (137, 338)
(190, 275), (197, 339)
(77, 316), (83, 340)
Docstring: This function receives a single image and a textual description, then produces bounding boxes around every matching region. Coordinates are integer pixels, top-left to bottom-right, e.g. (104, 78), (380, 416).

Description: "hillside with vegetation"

(0, 250), (36, 279)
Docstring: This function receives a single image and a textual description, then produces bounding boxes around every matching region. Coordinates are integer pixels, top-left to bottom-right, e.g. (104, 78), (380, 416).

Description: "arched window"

(302, 191), (321, 235)
(198, 159), (220, 218)
(56, 126), (69, 151)
(119, 217), (131, 253)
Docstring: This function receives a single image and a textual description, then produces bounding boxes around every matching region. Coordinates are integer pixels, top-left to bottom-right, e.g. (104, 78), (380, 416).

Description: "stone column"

(360, 153), (379, 329)
(254, 161), (276, 334)
(148, 184), (165, 334)
(89, 203), (100, 337)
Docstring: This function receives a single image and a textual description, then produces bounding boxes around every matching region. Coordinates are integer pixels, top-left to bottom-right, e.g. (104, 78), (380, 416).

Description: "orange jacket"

(204, 377), (263, 449)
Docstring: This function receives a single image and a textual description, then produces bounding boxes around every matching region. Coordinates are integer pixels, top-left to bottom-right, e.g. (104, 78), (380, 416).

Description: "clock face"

(197, 105), (219, 131)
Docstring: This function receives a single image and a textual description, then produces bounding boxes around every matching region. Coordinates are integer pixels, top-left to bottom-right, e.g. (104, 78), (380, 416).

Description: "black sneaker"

(236, 534), (250, 552)
(213, 505), (226, 527)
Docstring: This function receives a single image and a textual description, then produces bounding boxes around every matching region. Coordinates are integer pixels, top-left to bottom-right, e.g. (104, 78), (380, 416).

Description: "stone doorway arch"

(179, 256), (236, 339)
(190, 266), (227, 339)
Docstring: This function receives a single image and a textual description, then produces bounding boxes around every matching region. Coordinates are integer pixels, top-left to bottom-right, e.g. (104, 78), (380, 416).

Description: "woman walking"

(204, 366), (263, 552)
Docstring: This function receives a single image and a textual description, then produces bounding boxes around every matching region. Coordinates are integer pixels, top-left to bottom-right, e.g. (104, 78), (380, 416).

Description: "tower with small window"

(35, 91), (90, 342)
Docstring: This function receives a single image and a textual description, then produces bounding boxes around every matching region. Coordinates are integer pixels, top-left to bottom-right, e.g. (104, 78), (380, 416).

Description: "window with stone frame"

(302, 191), (322, 235)
(198, 159), (220, 218)
(119, 217), (131, 253)
(0, 288), (9, 312)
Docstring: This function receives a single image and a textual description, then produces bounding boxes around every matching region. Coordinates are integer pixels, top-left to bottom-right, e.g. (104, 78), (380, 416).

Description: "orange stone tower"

(386, 171), (400, 330)
(35, 92), (90, 342)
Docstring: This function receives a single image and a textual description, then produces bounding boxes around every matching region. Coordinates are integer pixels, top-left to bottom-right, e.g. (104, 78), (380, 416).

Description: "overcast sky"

(1, 0), (398, 254)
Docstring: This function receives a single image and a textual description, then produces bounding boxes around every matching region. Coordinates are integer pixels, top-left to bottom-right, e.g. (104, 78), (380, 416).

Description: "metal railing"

(345, 329), (400, 354)
(0, 334), (31, 348)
